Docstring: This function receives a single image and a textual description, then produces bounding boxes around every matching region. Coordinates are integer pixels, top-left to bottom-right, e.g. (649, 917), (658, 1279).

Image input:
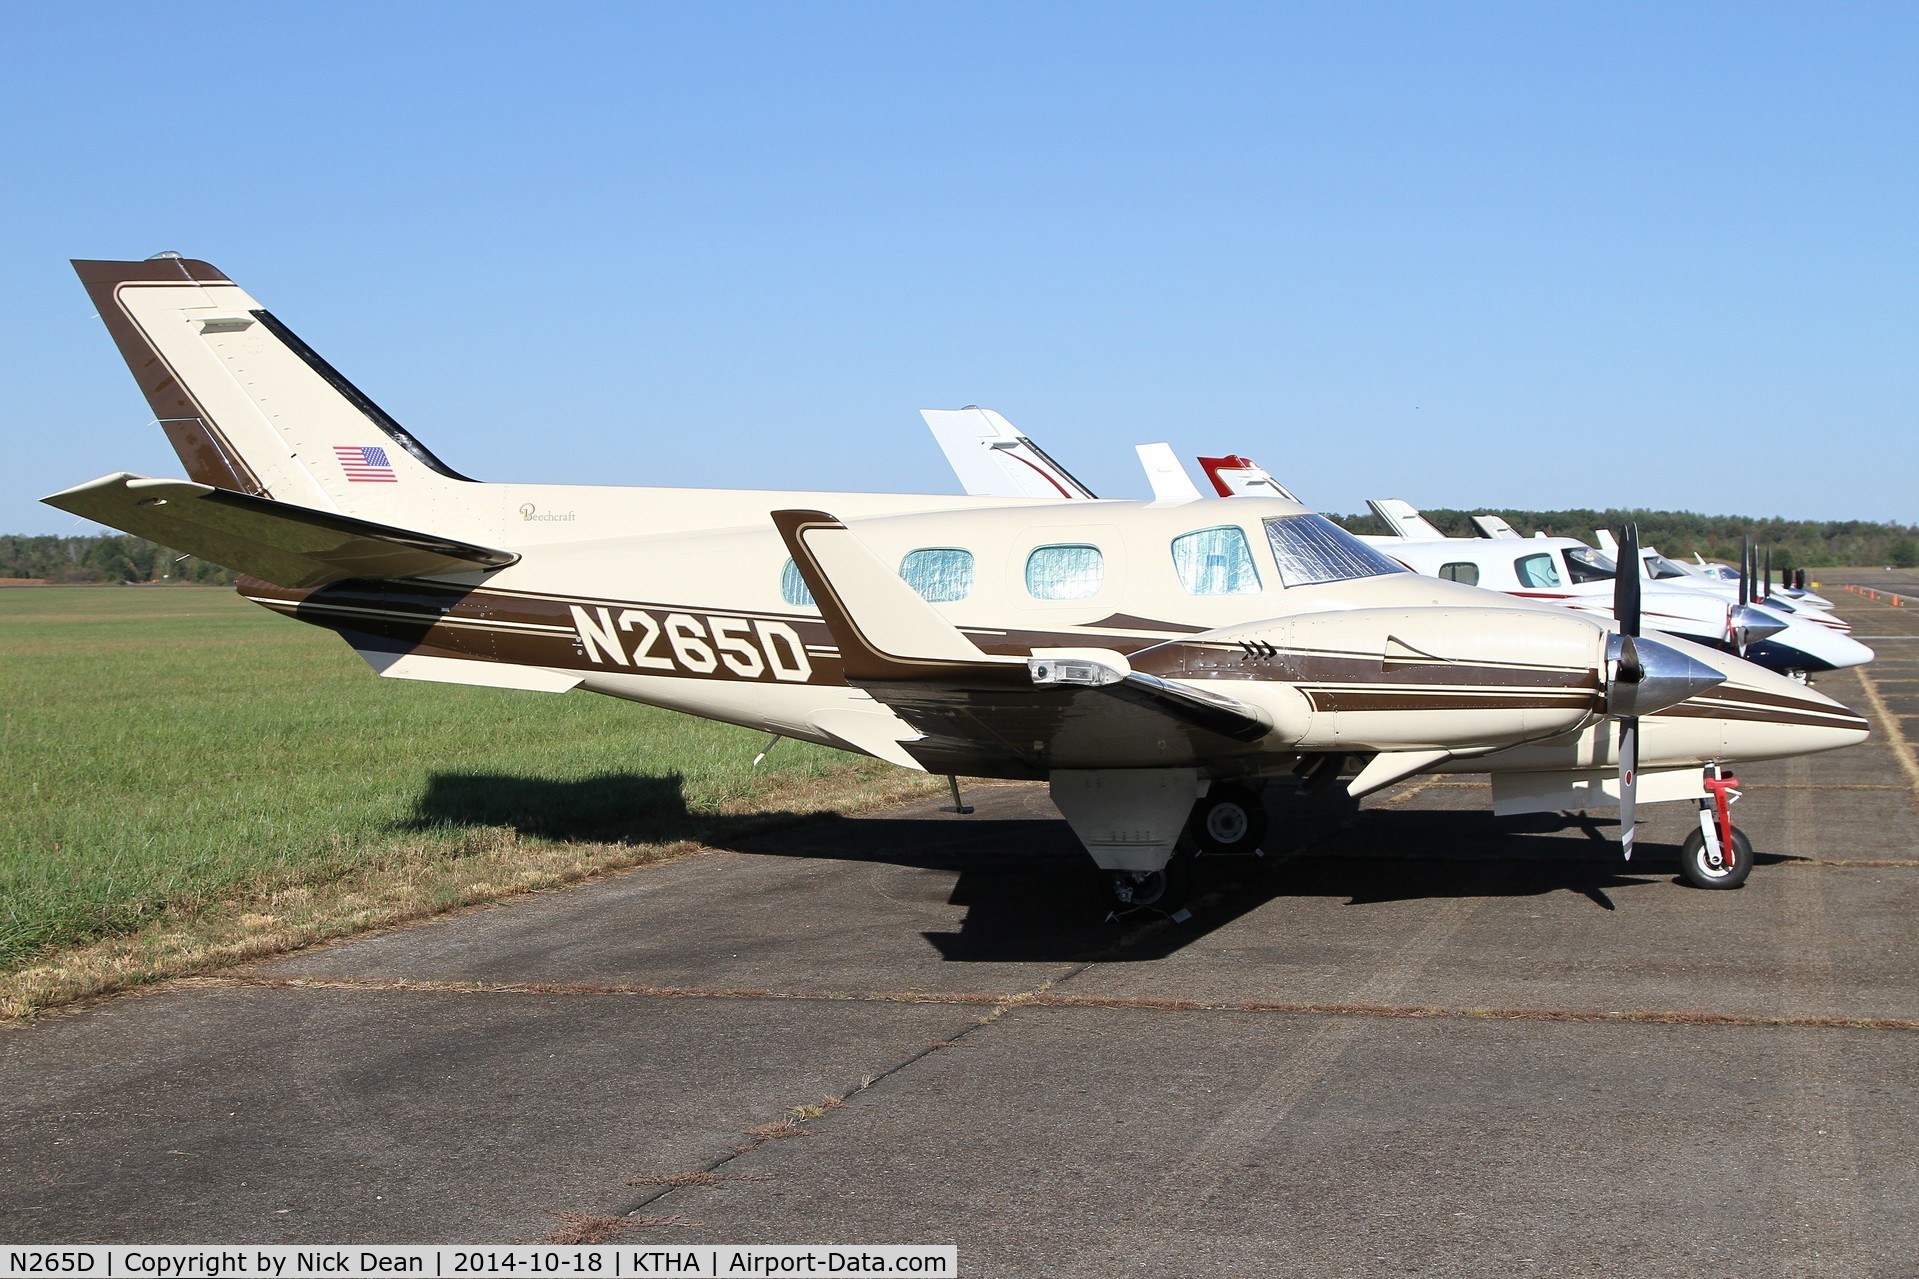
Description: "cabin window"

(1515, 553), (1562, 588)
(1025, 544), (1104, 600)
(1438, 561), (1480, 586)
(1564, 547), (1617, 584)
(779, 558), (815, 607)
(899, 548), (975, 603)
(1172, 526), (1261, 596)
(1262, 515), (1410, 588)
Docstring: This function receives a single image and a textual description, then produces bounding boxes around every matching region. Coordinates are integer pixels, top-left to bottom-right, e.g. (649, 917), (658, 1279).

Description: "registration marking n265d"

(569, 605), (812, 682)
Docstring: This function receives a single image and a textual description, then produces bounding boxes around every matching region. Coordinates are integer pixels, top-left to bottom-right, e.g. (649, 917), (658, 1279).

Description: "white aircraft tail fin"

(920, 407), (1097, 501)
(1196, 454), (1301, 502)
(1134, 443), (1202, 502)
(1596, 529), (1621, 556)
(1471, 514), (1521, 539)
(1367, 498), (1446, 539)
(72, 257), (472, 522)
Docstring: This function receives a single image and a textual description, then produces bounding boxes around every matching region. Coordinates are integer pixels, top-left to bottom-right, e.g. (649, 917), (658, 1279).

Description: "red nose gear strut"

(1700, 764), (1741, 868)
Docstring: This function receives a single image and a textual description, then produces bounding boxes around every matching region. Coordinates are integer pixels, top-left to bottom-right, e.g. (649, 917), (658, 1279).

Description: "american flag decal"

(334, 444), (397, 483)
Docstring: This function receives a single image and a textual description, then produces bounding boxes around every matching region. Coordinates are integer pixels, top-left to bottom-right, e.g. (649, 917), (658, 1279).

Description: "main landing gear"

(1105, 857), (1190, 912)
(1186, 782), (1269, 857)
(1099, 782), (1270, 916)
(1678, 765), (1751, 890)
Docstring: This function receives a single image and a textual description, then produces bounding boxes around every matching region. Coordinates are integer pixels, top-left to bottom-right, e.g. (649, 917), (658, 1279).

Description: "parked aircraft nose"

(1731, 602), (1789, 645)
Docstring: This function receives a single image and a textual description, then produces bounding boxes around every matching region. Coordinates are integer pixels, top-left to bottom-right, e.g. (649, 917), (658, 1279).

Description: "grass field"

(0, 586), (939, 1015)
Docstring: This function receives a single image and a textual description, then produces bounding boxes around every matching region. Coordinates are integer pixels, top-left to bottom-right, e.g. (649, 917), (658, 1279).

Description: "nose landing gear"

(1678, 765), (1751, 889)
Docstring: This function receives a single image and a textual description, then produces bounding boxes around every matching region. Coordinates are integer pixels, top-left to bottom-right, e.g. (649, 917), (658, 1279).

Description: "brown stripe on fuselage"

(1131, 640), (1602, 692)
(1301, 687), (1597, 714)
(238, 579), (1865, 739)
(1651, 699), (1870, 731)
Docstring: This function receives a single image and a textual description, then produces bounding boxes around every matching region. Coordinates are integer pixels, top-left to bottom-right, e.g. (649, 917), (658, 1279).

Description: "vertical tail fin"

(920, 407), (1098, 500)
(73, 256), (471, 516)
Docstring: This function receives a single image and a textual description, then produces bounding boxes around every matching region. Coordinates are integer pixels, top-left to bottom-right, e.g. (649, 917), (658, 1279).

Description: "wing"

(772, 509), (1270, 775)
(43, 472), (518, 589)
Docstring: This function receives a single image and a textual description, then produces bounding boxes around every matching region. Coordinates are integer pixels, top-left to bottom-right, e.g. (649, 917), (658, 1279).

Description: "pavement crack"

(601, 962), (1089, 1226)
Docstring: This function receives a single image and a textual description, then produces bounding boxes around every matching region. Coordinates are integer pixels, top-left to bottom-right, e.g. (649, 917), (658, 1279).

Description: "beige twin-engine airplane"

(47, 256), (1869, 912)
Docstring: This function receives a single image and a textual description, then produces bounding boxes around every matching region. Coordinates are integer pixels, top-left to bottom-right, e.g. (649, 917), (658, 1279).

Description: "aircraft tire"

(1103, 852), (1192, 915)
(1188, 784), (1268, 857)
(1678, 825), (1753, 890)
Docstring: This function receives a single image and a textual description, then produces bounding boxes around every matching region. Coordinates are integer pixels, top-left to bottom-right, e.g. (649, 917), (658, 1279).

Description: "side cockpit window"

(899, 548), (975, 602)
(1438, 561), (1480, 586)
(1515, 553), (1562, 588)
(1564, 547), (1616, 584)
(1172, 526), (1261, 596)
(1025, 544), (1104, 600)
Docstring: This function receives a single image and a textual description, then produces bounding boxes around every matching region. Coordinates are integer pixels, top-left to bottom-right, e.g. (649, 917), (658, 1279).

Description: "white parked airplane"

(46, 258), (1871, 910)
(988, 433), (1872, 682)
(1594, 530), (1839, 612)
(1350, 498), (1871, 679)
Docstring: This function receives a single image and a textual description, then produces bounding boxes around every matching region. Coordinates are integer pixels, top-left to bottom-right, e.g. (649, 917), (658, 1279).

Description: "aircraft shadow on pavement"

(715, 806), (1741, 964)
(401, 773), (1779, 965)
(400, 770), (830, 847)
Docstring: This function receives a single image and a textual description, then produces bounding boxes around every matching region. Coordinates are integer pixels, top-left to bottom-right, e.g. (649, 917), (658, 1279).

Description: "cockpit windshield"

(1563, 547), (1617, 584)
(1643, 553), (1691, 580)
(1263, 515), (1411, 587)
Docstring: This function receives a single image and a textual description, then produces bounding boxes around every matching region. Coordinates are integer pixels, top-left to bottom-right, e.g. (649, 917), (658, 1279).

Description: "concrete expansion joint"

(191, 974), (1919, 1034)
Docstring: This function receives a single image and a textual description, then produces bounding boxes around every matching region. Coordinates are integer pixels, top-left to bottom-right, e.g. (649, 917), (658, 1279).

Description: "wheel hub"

(1204, 804), (1249, 845)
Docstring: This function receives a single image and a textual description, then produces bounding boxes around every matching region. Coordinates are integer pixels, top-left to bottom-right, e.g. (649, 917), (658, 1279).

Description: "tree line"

(1327, 509), (1919, 570)
(0, 534), (239, 584)
(4, 510), (1916, 585)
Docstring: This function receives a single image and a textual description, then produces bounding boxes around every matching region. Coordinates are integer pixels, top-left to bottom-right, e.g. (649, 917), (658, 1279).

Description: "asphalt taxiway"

(4, 571), (1917, 1275)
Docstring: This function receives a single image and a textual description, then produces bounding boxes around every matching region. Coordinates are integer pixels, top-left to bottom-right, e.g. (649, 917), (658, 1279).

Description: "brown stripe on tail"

(71, 257), (269, 496)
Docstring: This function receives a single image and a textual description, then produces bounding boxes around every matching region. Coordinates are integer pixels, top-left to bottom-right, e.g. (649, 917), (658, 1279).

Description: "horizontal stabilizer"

(43, 472), (518, 589)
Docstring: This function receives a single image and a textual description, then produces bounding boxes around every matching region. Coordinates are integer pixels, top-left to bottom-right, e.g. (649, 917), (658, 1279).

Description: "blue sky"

(5, 2), (1914, 535)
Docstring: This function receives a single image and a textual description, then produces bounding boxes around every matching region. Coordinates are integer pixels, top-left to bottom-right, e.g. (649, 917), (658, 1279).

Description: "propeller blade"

(1615, 524), (1642, 638)
(1619, 716), (1638, 860)
(1739, 536), (1751, 608)
(1763, 547), (1773, 602)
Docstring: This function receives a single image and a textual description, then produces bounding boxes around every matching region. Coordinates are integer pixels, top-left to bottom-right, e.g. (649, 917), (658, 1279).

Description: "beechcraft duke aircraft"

(47, 256), (1870, 910)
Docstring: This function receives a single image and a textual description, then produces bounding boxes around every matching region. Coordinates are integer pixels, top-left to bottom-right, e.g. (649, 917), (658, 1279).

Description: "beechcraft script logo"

(334, 445), (397, 482)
